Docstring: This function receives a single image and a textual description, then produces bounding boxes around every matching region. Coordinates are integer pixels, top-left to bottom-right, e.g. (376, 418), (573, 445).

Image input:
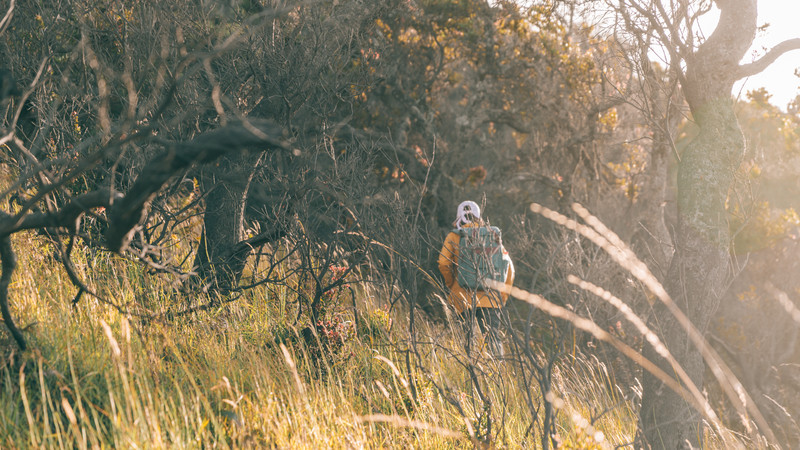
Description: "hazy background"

(735, 0), (800, 108)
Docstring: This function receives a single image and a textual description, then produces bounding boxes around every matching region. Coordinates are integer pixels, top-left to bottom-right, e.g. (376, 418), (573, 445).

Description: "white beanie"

(454, 200), (481, 230)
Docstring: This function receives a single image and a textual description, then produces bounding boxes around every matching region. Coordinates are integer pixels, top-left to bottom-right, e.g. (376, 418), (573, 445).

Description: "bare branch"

(0, 235), (24, 350)
(736, 38), (800, 80)
(0, 58), (48, 149)
(0, 188), (122, 235)
(54, 218), (101, 305)
(0, 0), (14, 36)
(623, 0), (686, 75)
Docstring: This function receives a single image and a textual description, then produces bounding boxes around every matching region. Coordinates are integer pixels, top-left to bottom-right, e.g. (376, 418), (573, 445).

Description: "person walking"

(438, 200), (515, 357)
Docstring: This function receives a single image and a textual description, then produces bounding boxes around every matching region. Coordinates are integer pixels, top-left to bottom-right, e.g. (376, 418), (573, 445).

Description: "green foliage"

(672, 89), (800, 253)
(731, 201), (800, 253)
(606, 141), (648, 201)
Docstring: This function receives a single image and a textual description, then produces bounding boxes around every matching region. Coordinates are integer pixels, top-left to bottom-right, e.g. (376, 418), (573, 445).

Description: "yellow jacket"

(438, 223), (515, 313)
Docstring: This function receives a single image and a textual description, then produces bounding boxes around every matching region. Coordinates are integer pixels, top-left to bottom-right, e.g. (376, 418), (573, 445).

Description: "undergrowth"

(0, 230), (643, 448)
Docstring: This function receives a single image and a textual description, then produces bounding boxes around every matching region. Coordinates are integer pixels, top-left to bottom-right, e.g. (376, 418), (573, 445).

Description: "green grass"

(0, 231), (659, 448)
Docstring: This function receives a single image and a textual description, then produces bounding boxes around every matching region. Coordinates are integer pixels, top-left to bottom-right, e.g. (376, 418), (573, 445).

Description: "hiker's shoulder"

(442, 230), (460, 245)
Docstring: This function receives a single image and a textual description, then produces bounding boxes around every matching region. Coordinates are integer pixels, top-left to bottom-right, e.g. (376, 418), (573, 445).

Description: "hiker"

(438, 200), (515, 357)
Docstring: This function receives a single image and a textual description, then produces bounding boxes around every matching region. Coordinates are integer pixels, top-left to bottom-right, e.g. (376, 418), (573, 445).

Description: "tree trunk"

(641, 99), (742, 448)
(631, 128), (674, 277)
(639, 1), (755, 447)
(194, 153), (260, 294)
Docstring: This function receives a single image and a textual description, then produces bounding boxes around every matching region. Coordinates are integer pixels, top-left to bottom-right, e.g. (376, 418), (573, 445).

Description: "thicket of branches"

(0, 0), (612, 333)
(1, 0), (800, 447)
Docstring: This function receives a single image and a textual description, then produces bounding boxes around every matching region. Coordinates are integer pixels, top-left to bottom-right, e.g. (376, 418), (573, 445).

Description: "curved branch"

(0, 235), (24, 350)
(736, 38), (800, 80)
(0, 0), (15, 36)
(105, 119), (288, 253)
(0, 188), (122, 235)
(58, 218), (99, 305)
(696, 0), (756, 63)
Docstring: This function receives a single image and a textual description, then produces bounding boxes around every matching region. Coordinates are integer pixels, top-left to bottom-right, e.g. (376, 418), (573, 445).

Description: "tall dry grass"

(2, 198), (778, 448)
(0, 227), (652, 449)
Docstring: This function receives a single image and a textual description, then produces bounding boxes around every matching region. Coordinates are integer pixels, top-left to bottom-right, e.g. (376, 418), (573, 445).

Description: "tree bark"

(639, 1), (755, 447)
(106, 119), (286, 253)
(631, 124), (675, 277)
(193, 152), (260, 294)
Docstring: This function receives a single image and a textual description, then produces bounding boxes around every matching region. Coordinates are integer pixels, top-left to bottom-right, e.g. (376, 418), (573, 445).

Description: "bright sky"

(732, 0), (800, 109)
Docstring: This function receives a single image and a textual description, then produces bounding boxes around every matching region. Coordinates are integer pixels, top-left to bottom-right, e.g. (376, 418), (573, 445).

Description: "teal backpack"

(456, 226), (509, 290)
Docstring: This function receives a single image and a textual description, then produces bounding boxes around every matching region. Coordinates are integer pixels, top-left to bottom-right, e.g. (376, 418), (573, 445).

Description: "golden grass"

(0, 230), (652, 449)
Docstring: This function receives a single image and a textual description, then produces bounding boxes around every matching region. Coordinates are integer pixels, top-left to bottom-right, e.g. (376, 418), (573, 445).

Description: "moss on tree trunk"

(639, 101), (742, 448)
(639, 1), (756, 445)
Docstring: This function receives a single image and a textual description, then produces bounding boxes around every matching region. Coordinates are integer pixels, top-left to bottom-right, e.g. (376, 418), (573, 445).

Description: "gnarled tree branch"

(0, 188), (122, 235)
(105, 118), (288, 253)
